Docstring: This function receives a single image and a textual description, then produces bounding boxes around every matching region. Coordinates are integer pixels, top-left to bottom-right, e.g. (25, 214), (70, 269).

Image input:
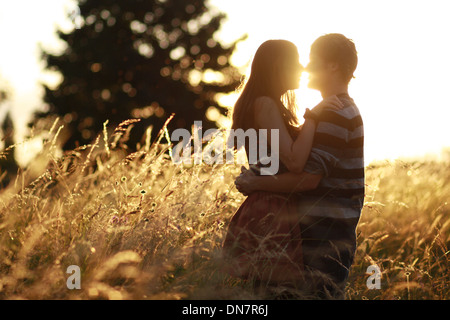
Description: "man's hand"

(234, 166), (257, 196)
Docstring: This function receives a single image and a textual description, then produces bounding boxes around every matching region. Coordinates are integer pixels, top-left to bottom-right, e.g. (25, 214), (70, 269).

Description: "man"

(235, 33), (364, 299)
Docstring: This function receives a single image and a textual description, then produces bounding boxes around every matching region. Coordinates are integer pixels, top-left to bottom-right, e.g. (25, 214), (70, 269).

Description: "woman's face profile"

(280, 50), (303, 91)
(306, 53), (328, 90)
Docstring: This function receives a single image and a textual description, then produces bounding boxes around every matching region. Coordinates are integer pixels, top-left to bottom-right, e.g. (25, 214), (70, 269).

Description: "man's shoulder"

(319, 96), (362, 133)
(319, 106), (360, 130)
(338, 94), (361, 118)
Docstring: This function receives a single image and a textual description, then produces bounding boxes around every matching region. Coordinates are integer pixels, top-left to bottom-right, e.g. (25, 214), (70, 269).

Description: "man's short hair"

(311, 33), (358, 83)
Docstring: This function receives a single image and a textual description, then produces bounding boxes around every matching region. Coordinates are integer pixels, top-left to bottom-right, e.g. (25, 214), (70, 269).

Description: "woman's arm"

(254, 96), (343, 174)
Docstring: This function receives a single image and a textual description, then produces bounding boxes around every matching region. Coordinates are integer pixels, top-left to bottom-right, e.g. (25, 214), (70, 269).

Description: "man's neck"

(320, 82), (349, 99)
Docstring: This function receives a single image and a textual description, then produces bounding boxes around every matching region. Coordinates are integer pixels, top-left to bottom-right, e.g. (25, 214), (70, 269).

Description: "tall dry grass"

(348, 159), (449, 300)
(0, 117), (448, 300)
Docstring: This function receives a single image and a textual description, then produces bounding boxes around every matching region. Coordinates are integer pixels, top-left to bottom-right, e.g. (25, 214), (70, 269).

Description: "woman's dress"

(222, 114), (304, 285)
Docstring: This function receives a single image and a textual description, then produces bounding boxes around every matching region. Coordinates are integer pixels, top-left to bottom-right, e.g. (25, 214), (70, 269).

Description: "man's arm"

(235, 167), (322, 195)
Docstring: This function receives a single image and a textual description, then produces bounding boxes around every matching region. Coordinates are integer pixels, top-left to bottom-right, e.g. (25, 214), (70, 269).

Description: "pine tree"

(0, 112), (19, 188)
(32, 0), (243, 151)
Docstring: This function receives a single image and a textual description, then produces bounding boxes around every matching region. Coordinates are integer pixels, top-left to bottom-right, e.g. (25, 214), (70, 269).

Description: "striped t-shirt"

(299, 93), (365, 219)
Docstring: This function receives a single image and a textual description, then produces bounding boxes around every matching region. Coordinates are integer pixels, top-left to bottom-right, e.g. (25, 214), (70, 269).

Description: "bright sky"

(0, 0), (449, 166)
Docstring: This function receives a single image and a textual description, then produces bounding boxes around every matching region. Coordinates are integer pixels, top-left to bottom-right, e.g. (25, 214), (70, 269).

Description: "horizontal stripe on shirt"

(316, 122), (364, 141)
(319, 110), (363, 131)
(314, 132), (364, 149)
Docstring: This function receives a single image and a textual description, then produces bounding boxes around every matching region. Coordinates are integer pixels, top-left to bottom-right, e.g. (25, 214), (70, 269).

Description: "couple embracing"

(222, 33), (364, 299)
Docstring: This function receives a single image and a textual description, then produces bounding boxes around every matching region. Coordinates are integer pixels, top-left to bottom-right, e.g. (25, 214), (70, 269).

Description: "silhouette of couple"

(222, 34), (364, 299)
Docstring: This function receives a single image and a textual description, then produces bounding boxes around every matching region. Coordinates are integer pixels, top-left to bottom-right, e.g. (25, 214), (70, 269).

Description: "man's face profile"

(306, 52), (329, 91)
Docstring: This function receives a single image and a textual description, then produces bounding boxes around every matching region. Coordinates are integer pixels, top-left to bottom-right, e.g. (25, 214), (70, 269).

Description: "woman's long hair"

(231, 40), (300, 132)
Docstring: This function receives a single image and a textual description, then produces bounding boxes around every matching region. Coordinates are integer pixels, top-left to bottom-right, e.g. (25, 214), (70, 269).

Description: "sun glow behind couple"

(210, 0), (450, 164)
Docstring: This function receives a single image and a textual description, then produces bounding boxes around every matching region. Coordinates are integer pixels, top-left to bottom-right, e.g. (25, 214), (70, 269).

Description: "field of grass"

(0, 118), (448, 300)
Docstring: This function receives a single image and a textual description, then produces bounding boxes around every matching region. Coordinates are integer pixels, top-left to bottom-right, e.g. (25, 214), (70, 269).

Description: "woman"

(222, 40), (342, 294)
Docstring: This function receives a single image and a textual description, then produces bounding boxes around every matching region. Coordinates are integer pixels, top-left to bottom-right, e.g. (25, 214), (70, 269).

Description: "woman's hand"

(234, 166), (257, 196)
(311, 95), (344, 115)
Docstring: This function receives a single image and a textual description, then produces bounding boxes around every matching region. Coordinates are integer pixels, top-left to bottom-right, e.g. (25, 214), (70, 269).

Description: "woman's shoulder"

(253, 96), (280, 120)
(252, 96), (280, 130)
(254, 96), (279, 109)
